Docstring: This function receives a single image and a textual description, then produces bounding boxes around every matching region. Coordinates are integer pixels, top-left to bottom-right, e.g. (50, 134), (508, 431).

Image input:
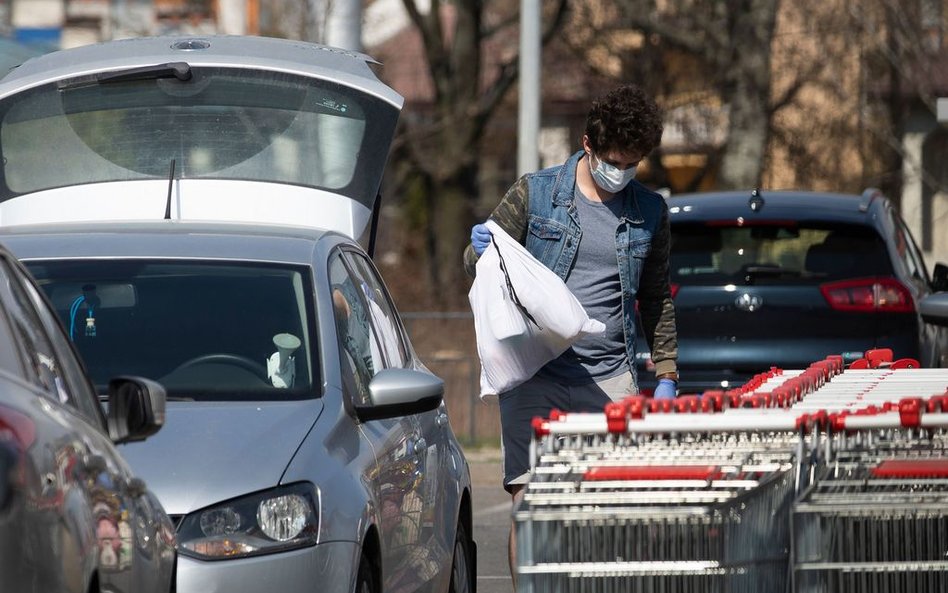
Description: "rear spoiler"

(859, 187), (884, 212)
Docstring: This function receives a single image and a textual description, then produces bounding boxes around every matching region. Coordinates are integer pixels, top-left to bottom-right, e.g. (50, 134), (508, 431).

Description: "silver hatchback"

(0, 35), (474, 593)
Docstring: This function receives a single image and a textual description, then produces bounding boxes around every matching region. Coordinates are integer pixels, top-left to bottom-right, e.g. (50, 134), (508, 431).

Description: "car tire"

(354, 551), (377, 593)
(448, 521), (474, 593)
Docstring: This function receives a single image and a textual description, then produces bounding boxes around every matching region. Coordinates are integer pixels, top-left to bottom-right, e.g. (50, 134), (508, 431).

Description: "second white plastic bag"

(469, 220), (605, 399)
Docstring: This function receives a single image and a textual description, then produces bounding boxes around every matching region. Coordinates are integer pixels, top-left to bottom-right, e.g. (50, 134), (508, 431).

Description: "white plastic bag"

(469, 220), (605, 400)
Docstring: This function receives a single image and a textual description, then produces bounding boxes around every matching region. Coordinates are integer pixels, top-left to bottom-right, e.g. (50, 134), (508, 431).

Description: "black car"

(636, 189), (948, 394)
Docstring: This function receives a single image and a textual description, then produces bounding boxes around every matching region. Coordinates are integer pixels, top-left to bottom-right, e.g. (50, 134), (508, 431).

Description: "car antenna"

(164, 158), (175, 220)
(749, 188), (765, 212)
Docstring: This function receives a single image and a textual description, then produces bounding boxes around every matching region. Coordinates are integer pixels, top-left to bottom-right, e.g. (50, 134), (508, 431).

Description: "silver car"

(0, 242), (175, 593)
(0, 36), (474, 593)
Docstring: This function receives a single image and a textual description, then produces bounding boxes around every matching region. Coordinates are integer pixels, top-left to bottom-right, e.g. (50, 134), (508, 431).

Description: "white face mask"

(588, 153), (637, 193)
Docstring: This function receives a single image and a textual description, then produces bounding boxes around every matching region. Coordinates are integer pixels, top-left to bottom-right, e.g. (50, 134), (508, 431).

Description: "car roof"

(0, 35), (402, 108)
(666, 190), (884, 225)
(0, 37), (47, 76)
(0, 221), (338, 265)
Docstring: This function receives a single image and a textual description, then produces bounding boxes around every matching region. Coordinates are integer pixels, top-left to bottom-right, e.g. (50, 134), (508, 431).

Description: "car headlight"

(177, 483), (319, 560)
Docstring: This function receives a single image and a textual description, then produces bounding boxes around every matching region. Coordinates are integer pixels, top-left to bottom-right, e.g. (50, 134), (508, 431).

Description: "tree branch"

(613, 11), (708, 55)
(400, 0), (447, 97)
(481, 12), (518, 39)
(475, 0), (569, 124)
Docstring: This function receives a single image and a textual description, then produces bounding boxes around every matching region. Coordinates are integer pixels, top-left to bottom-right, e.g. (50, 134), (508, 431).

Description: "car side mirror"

(919, 293), (948, 328)
(932, 262), (948, 292)
(354, 368), (444, 422)
(107, 376), (167, 444)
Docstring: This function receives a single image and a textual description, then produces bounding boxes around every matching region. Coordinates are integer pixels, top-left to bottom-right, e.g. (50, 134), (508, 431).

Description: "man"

(463, 83), (678, 585)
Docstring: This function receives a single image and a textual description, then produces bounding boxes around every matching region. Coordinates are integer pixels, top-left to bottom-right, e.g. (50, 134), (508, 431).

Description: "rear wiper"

(97, 62), (192, 84)
(59, 62), (192, 89)
(741, 265), (801, 284)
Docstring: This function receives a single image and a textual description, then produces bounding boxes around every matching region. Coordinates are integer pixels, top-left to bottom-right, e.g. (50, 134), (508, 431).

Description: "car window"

(329, 252), (380, 406)
(670, 222), (892, 285)
(25, 259), (317, 401)
(892, 213), (930, 288)
(0, 68), (397, 210)
(0, 255), (78, 407)
(16, 268), (105, 423)
(342, 251), (409, 369)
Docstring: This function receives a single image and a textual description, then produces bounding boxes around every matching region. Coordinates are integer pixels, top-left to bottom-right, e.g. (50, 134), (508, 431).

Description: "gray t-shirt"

(539, 186), (629, 384)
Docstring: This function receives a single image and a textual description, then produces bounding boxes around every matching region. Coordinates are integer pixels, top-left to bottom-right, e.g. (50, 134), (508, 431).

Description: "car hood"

(118, 398), (323, 515)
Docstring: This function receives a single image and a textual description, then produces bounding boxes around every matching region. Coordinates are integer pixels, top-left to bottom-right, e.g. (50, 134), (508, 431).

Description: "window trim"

(338, 247), (411, 369)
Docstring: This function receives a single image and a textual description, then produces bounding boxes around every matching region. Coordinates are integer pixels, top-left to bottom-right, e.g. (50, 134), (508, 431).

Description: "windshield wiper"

(59, 62), (192, 89)
(96, 62), (192, 84)
(741, 264), (801, 284)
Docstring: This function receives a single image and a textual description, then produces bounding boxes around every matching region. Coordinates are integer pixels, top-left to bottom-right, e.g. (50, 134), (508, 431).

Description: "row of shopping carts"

(514, 350), (948, 592)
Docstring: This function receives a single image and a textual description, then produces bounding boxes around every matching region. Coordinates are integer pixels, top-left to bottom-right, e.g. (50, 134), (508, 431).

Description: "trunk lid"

(0, 35), (403, 242)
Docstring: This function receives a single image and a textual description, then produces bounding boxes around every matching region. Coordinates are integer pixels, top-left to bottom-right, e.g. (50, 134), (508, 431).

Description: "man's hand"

(653, 378), (677, 399)
(471, 223), (492, 256)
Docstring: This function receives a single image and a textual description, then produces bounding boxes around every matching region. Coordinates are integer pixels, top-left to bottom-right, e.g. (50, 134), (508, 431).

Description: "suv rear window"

(671, 222), (892, 285)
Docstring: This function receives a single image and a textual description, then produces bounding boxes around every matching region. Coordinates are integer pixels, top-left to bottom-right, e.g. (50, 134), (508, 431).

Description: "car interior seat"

(805, 233), (857, 278)
(671, 231), (720, 277)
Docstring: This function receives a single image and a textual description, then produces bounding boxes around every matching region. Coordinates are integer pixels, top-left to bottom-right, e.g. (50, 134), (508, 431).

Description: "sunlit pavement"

(466, 446), (514, 593)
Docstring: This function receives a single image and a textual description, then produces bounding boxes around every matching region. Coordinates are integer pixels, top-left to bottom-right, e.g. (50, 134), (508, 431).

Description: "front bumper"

(176, 541), (359, 593)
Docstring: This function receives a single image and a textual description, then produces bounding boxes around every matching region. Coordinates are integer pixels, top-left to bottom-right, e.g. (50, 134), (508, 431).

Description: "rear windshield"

(670, 222), (892, 285)
(25, 260), (318, 401)
(0, 67), (397, 208)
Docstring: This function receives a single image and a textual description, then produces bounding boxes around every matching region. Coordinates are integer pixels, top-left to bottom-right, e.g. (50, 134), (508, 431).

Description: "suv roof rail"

(859, 187), (885, 212)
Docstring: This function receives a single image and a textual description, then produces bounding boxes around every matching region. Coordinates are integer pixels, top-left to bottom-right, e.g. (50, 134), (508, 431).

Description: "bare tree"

(258, 0), (327, 42)
(563, 0), (947, 199)
(577, 0), (783, 190)
(381, 0), (568, 305)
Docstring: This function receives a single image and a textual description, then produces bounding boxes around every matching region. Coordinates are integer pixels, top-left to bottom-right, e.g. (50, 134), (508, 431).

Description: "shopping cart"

(785, 358), (948, 593)
(517, 422), (808, 592)
(792, 448), (948, 592)
(514, 350), (948, 593)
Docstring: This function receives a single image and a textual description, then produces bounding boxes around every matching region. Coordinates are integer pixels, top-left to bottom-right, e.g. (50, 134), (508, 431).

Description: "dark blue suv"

(636, 189), (948, 394)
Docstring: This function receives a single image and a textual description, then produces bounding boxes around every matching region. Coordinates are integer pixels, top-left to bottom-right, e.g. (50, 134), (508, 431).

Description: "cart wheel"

(449, 520), (474, 593)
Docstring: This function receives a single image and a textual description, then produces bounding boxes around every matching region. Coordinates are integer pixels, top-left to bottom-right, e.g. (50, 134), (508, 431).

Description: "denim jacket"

(464, 150), (678, 379)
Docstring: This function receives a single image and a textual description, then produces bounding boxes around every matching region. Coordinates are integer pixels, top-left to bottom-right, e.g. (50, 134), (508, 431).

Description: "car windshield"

(0, 66), (397, 208)
(25, 260), (318, 401)
(671, 222), (893, 285)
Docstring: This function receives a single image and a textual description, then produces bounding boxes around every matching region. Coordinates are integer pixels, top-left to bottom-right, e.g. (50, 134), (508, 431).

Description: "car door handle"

(412, 438), (427, 455)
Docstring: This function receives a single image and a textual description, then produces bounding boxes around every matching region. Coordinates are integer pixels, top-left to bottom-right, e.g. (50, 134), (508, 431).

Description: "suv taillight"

(819, 278), (914, 313)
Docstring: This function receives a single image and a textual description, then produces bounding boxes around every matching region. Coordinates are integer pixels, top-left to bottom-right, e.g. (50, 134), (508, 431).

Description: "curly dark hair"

(584, 84), (663, 157)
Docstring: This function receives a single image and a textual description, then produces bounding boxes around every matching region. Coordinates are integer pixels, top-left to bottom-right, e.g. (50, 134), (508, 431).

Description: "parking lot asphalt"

(464, 446), (514, 593)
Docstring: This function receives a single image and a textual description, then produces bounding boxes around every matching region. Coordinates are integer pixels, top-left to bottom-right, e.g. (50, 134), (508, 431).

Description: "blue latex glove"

(653, 378), (678, 399)
(471, 223), (492, 256)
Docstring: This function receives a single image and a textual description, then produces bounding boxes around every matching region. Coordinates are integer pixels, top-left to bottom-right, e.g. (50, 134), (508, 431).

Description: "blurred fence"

(401, 311), (502, 446)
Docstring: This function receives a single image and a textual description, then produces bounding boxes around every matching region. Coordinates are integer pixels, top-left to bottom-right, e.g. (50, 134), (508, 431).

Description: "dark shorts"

(497, 371), (636, 492)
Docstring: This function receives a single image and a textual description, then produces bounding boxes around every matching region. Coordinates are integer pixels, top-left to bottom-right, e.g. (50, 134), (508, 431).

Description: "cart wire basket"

(516, 433), (802, 593)
(515, 350), (948, 593)
(792, 434), (948, 592)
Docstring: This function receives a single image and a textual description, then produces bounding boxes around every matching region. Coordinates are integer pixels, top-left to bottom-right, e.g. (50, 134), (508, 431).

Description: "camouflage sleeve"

(463, 177), (530, 278)
(636, 203), (678, 377)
